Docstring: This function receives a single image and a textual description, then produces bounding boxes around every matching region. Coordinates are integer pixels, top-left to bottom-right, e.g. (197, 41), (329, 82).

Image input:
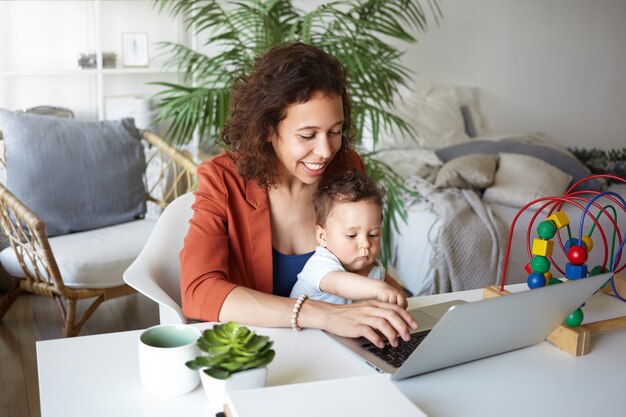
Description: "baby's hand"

(376, 284), (408, 308)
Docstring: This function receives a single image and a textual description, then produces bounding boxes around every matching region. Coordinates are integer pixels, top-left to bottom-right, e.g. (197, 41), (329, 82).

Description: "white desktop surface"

(37, 285), (626, 417)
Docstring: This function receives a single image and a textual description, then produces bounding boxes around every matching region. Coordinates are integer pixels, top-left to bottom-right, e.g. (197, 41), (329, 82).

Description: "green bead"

(530, 256), (550, 274)
(564, 308), (584, 327)
(589, 265), (607, 276)
(537, 220), (557, 240)
(547, 277), (563, 286)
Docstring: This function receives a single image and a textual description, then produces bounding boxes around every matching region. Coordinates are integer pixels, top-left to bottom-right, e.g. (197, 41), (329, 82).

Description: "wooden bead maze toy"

(484, 174), (626, 356)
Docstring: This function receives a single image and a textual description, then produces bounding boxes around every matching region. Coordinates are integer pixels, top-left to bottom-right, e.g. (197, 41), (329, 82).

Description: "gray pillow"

(434, 137), (601, 192)
(0, 108), (146, 236)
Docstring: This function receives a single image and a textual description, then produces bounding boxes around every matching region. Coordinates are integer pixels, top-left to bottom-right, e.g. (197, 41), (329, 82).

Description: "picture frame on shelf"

(122, 32), (149, 67)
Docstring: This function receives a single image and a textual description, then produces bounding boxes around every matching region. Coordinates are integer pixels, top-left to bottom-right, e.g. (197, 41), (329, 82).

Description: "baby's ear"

(316, 225), (327, 247)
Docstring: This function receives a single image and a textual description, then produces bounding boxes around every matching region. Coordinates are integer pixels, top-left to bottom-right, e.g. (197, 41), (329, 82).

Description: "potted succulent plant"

(186, 322), (276, 408)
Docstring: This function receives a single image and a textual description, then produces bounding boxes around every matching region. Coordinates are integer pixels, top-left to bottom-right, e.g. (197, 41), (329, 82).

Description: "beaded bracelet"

(290, 294), (308, 331)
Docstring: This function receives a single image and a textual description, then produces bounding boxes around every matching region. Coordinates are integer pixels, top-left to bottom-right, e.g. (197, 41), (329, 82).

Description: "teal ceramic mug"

(138, 324), (201, 396)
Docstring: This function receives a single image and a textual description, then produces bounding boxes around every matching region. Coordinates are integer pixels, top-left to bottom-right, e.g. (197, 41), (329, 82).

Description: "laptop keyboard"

(359, 331), (430, 368)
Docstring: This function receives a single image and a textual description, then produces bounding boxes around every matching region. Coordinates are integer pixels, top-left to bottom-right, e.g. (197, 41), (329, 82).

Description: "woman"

(180, 42), (416, 348)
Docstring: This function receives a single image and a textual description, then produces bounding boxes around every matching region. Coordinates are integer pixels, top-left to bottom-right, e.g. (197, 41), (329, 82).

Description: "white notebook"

(225, 375), (426, 417)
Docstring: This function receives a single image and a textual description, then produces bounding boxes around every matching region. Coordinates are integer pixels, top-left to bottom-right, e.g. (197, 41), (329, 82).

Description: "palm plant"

(152, 0), (441, 264)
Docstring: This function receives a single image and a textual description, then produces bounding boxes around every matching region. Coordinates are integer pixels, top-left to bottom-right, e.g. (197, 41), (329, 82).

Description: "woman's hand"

(316, 300), (418, 349)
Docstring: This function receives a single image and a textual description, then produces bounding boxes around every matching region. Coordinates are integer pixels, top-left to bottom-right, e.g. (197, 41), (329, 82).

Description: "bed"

(372, 81), (626, 295)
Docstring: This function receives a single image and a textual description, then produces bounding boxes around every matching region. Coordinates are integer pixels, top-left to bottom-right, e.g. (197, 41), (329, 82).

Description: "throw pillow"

(0, 108), (146, 236)
(434, 133), (602, 192)
(435, 154), (497, 189)
(483, 153), (572, 207)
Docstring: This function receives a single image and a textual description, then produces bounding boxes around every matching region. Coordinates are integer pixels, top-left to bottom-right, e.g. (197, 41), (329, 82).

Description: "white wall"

(405, 0), (626, 149)
(0, 0), (185, 122)
(2, 1), (624, 149)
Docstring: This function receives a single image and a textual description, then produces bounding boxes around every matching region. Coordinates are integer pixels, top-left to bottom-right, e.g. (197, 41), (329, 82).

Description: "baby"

(290, 170), (408, 306)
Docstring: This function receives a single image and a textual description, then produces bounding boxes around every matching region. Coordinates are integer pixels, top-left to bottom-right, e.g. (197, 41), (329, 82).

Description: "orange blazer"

(180, 151), (364, 321)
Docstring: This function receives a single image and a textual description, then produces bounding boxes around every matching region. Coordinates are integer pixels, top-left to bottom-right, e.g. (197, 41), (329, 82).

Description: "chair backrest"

(123, 192), (195, 324)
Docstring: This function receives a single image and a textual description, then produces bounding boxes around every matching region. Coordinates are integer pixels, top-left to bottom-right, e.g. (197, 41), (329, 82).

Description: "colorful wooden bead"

(547, 277), (563, 285)
(581, 235), (593, 252)
(565, 263), (588, 280)
(544, 271), (553, 280)
(524, 262), (533, 274)
(589, 265), (607, 276)
(567, 245), (588, 266)
(532, 238), (554, 257)
(564, 308), (584, 327)
(547, 211), (570, 229)
(530, 256), (550, 274)
(527, 272), (547, 289)
(564, 238), (581, 252)
(537, 220), (557, 240)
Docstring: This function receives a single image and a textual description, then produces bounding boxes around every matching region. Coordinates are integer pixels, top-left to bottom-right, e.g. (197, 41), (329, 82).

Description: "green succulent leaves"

(186, 322), (276, 380)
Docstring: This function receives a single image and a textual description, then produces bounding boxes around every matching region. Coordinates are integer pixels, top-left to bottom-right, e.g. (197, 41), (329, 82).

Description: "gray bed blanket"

(404, 180), (507, 293)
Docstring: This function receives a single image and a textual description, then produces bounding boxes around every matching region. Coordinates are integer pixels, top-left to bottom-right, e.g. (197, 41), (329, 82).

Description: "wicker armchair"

(0, 130), (197, 337)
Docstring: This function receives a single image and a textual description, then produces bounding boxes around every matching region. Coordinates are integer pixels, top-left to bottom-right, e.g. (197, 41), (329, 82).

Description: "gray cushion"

(434, 136), (602, 192)
(0, 108), (146, 236)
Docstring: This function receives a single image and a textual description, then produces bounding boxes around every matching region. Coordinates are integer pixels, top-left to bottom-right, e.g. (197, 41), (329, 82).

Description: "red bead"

(567, 245), (588, 266)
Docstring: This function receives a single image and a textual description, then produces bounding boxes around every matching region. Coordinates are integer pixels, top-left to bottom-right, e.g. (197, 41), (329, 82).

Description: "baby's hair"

(314, 170), (385, 226)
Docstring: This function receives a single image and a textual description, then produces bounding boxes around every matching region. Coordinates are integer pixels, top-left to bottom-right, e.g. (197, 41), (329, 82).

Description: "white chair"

(123, 192), (195, 324)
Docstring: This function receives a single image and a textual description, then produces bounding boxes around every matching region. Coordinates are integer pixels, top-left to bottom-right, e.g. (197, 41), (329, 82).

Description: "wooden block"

(585, 316), (626, 334)
(547, 324), (591, 356)
(532, 239), (554, 257)
(547, 211), (570, 229)
(599, 274), (626, 297)
(483, 285), (512, 300)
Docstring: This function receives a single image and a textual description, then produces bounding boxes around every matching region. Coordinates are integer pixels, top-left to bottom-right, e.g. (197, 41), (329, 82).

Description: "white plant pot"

(200, 366), (267, 411)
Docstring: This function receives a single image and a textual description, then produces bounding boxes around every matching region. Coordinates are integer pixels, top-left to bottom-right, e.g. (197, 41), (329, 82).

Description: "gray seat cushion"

(0, 108), (146, 236)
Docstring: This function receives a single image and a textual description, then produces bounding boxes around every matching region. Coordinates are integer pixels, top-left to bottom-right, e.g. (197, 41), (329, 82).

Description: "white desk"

(37, 286), (626, 417)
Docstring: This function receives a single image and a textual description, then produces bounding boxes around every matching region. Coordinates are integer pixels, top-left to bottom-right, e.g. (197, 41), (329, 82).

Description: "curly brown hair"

(313, 170), (385, 227)
(220, 42), (354, 188)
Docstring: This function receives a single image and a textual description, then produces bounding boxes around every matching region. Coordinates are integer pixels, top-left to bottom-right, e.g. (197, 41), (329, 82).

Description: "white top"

(290, 246), (385, 304)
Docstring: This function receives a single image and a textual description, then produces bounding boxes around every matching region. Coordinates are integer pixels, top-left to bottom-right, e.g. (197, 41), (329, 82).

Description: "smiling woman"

(180, 42), (417, 349)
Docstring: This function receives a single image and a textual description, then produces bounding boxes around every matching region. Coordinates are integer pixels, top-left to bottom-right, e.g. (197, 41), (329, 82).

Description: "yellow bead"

(544, 271), (553, 280)
(547, 211), (570, 229)
(532, 239), (554, 257)
(582, 235), (593, 252)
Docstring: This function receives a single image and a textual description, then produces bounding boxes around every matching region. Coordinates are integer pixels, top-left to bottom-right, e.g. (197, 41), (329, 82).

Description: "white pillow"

(373, 80), (487, 151)
(435, 153), (497, 189)
(373, 148), (442, 180)
(483, 153), (573, 207)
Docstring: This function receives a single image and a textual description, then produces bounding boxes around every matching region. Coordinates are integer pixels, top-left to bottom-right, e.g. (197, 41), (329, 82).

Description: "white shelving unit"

(0, 0), (188, 129)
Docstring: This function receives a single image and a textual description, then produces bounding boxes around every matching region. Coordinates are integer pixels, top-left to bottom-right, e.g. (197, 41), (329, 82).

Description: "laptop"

(325, 272), (612, 380)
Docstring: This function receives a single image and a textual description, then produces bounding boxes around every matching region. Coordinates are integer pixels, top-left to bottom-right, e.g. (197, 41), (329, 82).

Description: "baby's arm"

(385, 273), (408, 295)
(320, 271), (408, 307)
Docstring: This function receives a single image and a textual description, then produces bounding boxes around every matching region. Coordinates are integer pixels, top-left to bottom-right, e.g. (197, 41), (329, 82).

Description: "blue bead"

(527, 272), (547, 289)
(564, 238), (581, 253)
(565, 263), (588, 280)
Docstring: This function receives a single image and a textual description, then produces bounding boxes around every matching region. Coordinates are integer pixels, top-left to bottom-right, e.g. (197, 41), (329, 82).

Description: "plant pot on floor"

(200, 366), (268, 409)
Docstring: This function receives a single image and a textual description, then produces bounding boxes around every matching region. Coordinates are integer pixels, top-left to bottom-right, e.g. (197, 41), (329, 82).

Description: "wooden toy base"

(484, 274), (626, 356)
